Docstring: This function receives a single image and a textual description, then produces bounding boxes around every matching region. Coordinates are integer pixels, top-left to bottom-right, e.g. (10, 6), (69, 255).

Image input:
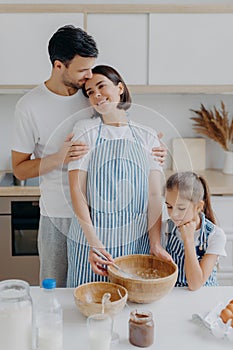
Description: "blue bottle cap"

(42, 278), (56, 289)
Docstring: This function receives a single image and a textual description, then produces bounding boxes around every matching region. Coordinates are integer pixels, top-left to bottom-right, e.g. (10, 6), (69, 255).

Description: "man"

(12, 25), (167, 287)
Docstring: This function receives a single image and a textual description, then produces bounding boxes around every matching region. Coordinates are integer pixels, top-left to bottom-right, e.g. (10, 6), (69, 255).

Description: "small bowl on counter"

(108, 254), (178, 304)
(74, 281), (128, 317)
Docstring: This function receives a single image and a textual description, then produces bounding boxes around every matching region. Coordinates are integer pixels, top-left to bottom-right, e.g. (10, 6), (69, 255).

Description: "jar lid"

(42, 279), (56, 289)
(0, 279), (30, 300)
(130, 309), (153, 323)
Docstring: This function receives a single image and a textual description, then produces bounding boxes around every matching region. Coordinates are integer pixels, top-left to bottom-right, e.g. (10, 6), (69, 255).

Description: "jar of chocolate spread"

(129, 309), (154, 347)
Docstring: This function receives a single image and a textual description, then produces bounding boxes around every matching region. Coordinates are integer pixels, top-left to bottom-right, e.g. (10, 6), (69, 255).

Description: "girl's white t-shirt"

(68, 118), (163, 173)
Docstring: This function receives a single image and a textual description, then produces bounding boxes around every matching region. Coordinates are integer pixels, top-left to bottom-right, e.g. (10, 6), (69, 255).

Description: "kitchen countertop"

(30, 286), (233, 350)
(0, 169), (232, 196)
(0, 171), (40, 196)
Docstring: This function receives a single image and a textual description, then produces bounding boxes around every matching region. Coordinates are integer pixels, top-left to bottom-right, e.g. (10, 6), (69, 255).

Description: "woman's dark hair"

(166, 171), (216, 224)
(48, 25), (98, 66)
(82, 65), (132, 111)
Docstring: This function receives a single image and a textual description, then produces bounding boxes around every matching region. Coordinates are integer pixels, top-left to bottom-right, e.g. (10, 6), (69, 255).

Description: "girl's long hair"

(166, 172), (216, 224)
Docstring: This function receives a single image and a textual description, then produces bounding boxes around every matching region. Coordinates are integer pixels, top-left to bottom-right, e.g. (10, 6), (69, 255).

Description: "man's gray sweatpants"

(38, 215), (71, 287)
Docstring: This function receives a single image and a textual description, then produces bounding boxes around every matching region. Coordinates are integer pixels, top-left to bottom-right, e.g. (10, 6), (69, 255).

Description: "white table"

(30, 286), (233, 350)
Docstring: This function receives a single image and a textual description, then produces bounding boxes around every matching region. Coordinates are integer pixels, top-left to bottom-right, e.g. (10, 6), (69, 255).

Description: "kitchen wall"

(1, 93), (232, 170)
(1, 0), (232, 170)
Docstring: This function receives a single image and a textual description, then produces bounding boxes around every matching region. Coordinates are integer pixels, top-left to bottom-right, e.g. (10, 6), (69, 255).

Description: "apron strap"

(198, 212), (214, 252)
(95, 119), (103, 146)
(96, 117), (139, 144)
(128, 120), (140, 143)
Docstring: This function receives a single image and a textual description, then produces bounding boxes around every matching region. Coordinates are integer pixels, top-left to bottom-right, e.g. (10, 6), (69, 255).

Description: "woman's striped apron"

(67, 120), (151, 287)
(166, 213), (218, 287)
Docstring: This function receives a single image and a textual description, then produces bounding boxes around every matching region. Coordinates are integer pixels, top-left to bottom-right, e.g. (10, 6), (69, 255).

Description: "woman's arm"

(69, 169), (113, 275)
(180, 221), (218, 291)
(148, 171), (172, 261)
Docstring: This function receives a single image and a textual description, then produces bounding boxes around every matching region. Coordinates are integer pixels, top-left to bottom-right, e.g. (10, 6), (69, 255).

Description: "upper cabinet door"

(0, 13), (84, 84)
(87, 14), (148, 85)
(149, 13), (233, 85)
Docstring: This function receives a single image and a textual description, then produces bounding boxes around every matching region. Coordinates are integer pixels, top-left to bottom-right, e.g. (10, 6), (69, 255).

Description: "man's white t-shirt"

(68, 118), (163, 172)
(12, 83), (92, 218)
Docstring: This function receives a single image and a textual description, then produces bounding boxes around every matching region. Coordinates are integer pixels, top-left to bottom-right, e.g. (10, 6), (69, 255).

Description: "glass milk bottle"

(35, 278), (63, 350)
(0, 279), (33, 350)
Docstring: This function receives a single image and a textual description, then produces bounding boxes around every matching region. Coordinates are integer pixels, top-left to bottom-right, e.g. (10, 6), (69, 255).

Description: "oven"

(0, 196), (40, 285)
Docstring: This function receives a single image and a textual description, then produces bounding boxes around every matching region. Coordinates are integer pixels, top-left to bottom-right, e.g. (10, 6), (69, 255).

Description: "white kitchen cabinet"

(0, 13), (84, 84)
(1, 5), (233, 93)
(87, 13), (148, 85)
(211, 196), (233, 285)
(149, 13), (233, 85)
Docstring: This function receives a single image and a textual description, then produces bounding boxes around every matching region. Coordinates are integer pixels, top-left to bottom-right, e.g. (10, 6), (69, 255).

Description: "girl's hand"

(179, 221), (196, 243)
(150, 243), (173, 262)
(89, 248), (114, 276)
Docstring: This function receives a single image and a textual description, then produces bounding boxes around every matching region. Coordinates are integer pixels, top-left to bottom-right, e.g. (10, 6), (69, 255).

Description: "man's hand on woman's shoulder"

(152, 132), (167, 166)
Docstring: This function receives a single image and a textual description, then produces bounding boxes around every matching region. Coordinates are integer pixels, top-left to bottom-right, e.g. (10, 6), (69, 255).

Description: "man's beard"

(63, 78), (86, 91)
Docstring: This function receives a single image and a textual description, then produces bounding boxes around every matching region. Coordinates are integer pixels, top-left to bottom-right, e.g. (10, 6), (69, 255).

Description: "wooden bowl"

(74, 281), (128, 317)
(108, 254), (178, 303)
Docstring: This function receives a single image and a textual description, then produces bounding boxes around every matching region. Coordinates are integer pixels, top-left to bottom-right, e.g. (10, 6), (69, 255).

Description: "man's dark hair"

(48, 25), (98, 66)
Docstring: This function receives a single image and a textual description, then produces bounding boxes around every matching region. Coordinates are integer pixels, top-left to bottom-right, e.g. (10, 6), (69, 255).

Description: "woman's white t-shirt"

(68, 118), (163, 173)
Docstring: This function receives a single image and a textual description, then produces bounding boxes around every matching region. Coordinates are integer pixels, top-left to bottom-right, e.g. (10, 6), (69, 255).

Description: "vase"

(223, 151), (233, 174)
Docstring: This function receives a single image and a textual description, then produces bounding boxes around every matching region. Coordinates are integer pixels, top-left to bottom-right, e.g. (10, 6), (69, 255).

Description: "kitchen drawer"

(218, 237), (233, 268)
(212, 195), (233, 285)
(211, 196), (233, 229)
(217, 272), (233, 286)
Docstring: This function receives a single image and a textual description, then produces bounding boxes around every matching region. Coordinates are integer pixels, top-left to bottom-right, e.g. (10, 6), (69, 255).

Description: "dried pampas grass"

(190, 101), (233, 152)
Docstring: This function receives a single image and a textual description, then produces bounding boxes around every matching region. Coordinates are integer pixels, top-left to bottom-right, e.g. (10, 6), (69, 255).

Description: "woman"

(66, 65), (169, 287)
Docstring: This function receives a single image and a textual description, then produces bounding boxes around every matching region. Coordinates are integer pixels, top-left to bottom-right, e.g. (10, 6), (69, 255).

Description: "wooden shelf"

(1, 4), (233, 14)
(1, 85), (233, 95)
(129, 85), (233, 95)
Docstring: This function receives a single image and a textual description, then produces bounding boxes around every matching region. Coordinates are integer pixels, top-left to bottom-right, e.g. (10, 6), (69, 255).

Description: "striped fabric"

(166, 213), (218, 287)
(67, 121), (151, 287)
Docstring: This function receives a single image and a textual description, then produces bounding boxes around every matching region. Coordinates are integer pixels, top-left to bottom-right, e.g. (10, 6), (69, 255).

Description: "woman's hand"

(150, 243), (173, 262)
(152, 132), (167, 166)
(89, 247), (114, 276)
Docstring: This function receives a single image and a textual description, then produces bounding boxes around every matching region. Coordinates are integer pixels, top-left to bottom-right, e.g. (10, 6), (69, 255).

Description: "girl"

(163, 171), (226, 290)
(66, 65), (170, 287)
